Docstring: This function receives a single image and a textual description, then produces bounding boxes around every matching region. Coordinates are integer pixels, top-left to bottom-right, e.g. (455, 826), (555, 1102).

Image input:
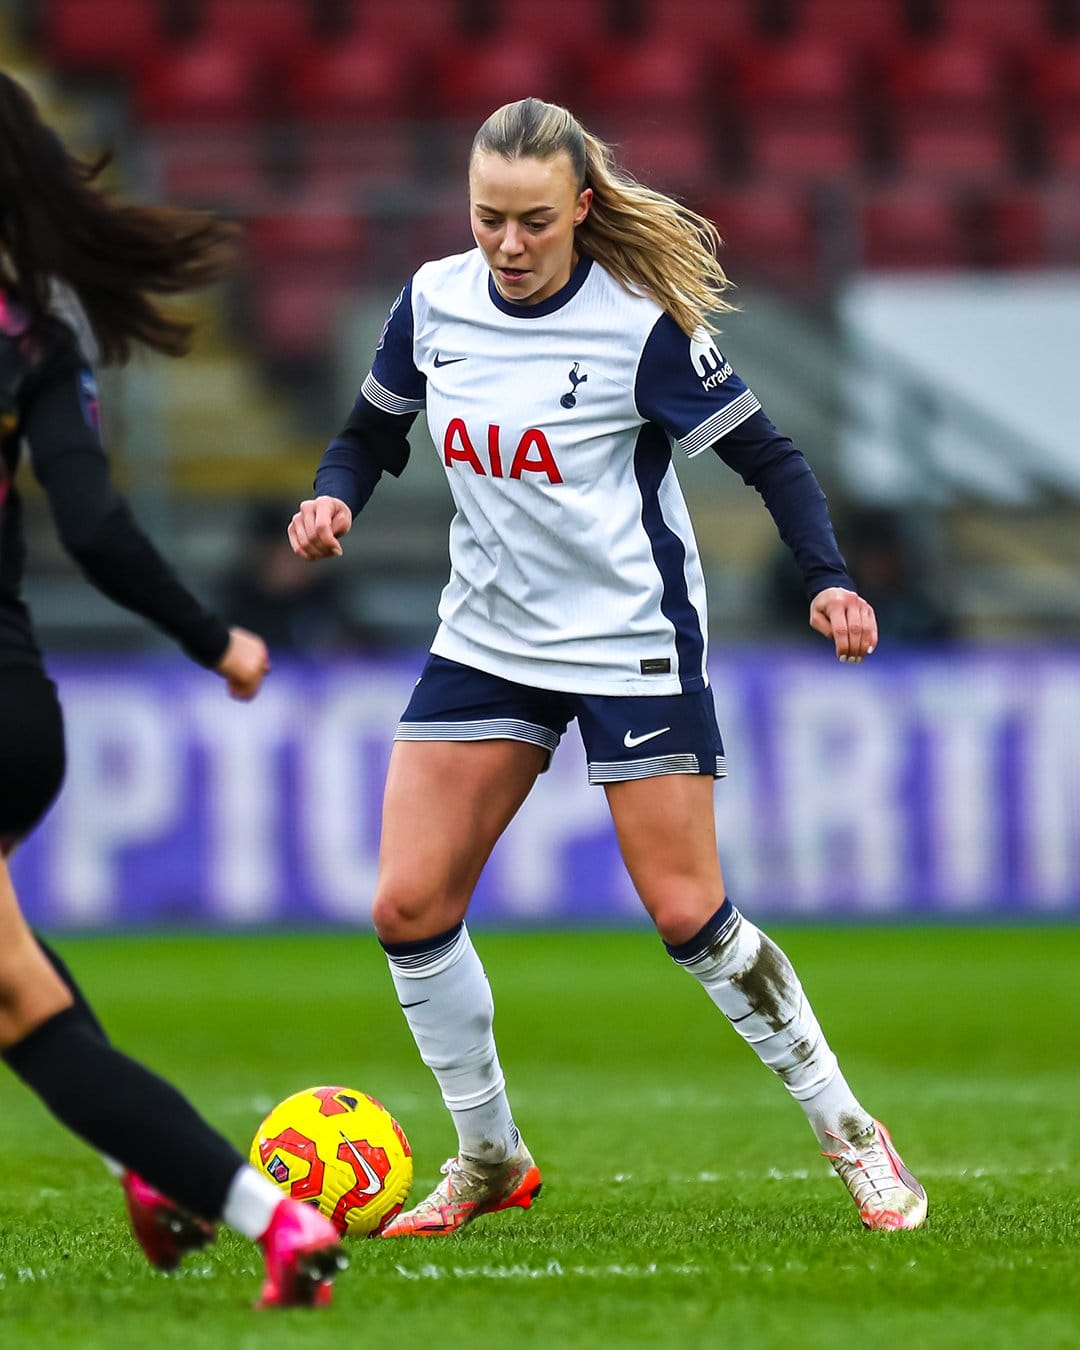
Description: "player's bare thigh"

(604, 774), (727, 946)
(0, 858), (72, 1045)
(373, 738), (547, 943)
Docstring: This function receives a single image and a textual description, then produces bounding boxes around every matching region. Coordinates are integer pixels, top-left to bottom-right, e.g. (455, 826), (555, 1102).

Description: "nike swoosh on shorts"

(623, 727), (671, 749)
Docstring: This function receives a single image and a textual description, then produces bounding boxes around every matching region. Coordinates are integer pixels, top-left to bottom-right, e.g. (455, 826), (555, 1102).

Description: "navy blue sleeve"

(634, 314), (761, 455)
(314, 281), (423, 515)
(714, 409), (855, 600)
(360, 281), (426, 416)
(314, 397), (415, 515)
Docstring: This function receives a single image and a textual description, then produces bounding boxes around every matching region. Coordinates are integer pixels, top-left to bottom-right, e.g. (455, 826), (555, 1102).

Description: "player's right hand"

(216, 626), (270, 700)
(289, 496), (353, 560)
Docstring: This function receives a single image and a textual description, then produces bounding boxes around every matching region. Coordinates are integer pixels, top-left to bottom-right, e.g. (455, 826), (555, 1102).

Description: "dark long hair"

(0, 73), (238, 364)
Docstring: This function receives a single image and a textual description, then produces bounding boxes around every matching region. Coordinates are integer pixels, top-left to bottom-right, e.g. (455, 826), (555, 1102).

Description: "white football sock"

(383, 923), (518, 1164)
(221, 1165), (285, 1240)
(669, 902), (873, 1147)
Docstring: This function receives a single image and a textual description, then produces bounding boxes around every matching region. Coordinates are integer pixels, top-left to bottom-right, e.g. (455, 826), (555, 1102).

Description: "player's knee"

(648, 892), (725, 949)
(371, 879), (449, 944)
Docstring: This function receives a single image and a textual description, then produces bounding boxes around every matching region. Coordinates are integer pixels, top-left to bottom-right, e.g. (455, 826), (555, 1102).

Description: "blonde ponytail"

(472, 98), (735, 336)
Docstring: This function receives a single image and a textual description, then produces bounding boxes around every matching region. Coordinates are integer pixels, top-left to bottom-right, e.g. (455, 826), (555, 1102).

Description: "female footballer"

(291, 97), (927, 1236)
(0, 73), (343, 1306)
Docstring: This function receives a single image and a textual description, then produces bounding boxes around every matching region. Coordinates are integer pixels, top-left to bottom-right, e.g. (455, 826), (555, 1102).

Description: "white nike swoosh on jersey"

(338, 1133), (384, 1194)
(623, 727), (671, 748)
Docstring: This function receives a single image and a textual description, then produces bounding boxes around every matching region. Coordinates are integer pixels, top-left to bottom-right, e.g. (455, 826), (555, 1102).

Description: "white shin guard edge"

(681, 911), (871, 1142)
(385, 926), (517, 1161)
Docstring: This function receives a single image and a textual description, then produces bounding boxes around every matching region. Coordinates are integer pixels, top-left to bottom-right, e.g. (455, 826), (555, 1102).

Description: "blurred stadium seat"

(148, 132), (269, 212)
(405, 189), (481, 269)
(580, 39), (713, 120)
(337, 0), (468, 43)
(984, 182), (1080, 267)
(701, 183), (822, 291)
(732, 41), (869, 180)
(879, 41), (1015, 181)
(783, 0), (912, 48)
(429, 37), (569, 121)
(479, 0), (621, 51)
(282, 37), (415, 121)
(299, 126), (420, 196)
(197, 0), (313, 62)
(933, 0), (1057, 47)
(1020, 43), (1080, 174)
(634, 0), (758, 44)
(982, 186), (1046, 267)
(246, 210), (371, 369)
(608, 121), (719, 198)
(44, 0), (167, 77)
(136, 40), (266, 125)
(856, 183), (972, 267)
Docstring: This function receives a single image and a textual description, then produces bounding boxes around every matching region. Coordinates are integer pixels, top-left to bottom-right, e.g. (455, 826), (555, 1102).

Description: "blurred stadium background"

(3, 0), (1080, 927)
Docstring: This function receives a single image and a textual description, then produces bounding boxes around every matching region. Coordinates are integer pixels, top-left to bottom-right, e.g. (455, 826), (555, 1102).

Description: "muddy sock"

(665, 900), (872, 1147)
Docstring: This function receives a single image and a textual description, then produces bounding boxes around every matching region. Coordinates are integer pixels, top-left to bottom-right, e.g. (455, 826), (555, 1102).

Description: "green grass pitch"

(1, 926), (1077, 1348)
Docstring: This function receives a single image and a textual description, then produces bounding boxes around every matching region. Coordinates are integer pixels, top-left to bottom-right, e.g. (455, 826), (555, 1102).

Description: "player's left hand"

(216, 626), (271, 700)
(809, 587), (878, 663)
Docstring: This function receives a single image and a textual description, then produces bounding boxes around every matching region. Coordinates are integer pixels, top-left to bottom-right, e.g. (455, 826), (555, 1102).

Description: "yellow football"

(250, 1085), (413, 1237)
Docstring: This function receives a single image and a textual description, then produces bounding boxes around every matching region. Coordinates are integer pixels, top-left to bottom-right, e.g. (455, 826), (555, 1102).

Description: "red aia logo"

(444, 418), (563, 484)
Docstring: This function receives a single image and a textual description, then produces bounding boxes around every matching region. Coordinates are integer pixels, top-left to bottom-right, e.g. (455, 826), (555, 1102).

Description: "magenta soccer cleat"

(122, 1171), (216, 1271)
(256, 1198), (347, 1309)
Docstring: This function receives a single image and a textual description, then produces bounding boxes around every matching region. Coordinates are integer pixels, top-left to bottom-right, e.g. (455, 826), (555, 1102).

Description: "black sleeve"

(713, 408), (855, 600)
(21, 348), (230, 668)
(313, 394), (414, 515)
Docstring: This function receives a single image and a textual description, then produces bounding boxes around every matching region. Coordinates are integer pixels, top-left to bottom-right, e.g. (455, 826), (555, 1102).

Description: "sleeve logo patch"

(689, 327), (733, 391)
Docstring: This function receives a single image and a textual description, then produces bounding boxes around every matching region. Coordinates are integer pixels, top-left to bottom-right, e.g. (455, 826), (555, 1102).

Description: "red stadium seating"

(44, 0), (166, 77)
(889, 121), (1016, 182)
(856, 184), (972, 268)
(983, 187), (1047, 267)
(136, 42), (265, 125)
(608, 121), (718, 197)
(247, 211), (372, 366)
(882, 40), (1004, 106)
(282, 39), (414, 121)
(579, 40), (712, 120)
(149, 133), (269, 212)
(247, 211), (368, 265)
(338, 0), (467, 45)
(699, 183), (821, 291)
(429, 38), (569, 121)
(404, 190), (479, 270)
(300, 126), (421, 195)
(733, 42), (868, 180)
(480, 0), (620, 52)
(983, 184), (1080, 268)
(933, 0), (1054, 48)
(197, 0), (312, 62)
(785, 0), (911, 48)
(1039, 183), (1080, 265)
(880, 42), (1014, 182)
(736, 41), (863, 108)
(1020, 44), (1080, 175)
(635, 0), (757, 45)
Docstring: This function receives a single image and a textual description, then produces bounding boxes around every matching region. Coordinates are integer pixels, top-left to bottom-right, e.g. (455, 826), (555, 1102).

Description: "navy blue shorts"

(396, 655), (726, 785)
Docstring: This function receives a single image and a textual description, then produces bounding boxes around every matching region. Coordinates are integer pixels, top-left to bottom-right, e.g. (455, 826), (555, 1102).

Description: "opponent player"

(0, 73), (343, 1306)
(290, 98), (927, 1235)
